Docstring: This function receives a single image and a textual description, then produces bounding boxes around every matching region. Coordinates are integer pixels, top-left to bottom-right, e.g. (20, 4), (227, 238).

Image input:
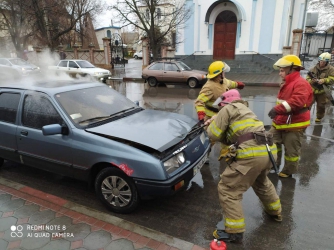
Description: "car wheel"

(188, 78), (198, 88)
(148, 77), (158, 87)
(95, 167), (139, 214)
(0, 158), (4, 168)
(134, 55), (138, 59)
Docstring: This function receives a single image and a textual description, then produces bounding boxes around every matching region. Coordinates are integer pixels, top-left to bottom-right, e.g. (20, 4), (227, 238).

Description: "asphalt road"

(1, 84), (334, 249)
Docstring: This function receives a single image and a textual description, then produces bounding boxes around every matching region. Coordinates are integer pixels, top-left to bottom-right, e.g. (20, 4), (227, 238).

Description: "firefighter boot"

(213, 230), (243, 243)
(264, 210), (283, 222)
(315, 118), (321, 123)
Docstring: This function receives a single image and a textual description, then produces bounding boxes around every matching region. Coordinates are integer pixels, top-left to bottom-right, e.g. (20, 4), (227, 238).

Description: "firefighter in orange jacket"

(195, 61), (245, 122)
(268, 55), (313, 178)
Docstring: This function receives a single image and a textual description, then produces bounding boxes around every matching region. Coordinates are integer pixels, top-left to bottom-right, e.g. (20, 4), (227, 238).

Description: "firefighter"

(268, 55), (313, 178)
(306, 52), (334, 122)
(195, 61), (245, 123)
(205, 89), (281, 243)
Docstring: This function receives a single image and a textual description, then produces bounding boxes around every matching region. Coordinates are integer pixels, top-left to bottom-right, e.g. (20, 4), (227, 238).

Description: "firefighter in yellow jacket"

(205, 89), (282, 243)
(195, 61), (245, 122)
(306, 52), (334, 122)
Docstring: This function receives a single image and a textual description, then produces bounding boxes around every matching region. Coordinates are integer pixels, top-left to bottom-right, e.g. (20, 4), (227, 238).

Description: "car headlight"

(200, 132), (206, 144)
(163, 152), (185, 174)
(22, 68), (26, 71)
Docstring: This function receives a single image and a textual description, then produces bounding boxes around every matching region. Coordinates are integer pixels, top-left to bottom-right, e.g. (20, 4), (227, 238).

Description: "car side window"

(0, 92), (21, 123)
(68, 61), (78, 68)
(148, 63), (163, 70)
(22, 93), (63, 130)
(0, 59), (11, 66)
(164, 63), (179, 71)
(59, 61), (67, 67)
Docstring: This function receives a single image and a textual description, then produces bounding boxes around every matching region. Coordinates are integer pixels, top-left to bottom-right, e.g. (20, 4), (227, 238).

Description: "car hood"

(79, 67), (110, 73)
(86, 109), (197, 152)
(15, 64), (39, 70)
(191, 69), (207, 75)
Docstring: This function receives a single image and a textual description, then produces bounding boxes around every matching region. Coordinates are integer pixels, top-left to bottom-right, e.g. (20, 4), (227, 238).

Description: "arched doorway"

(213, 10), (237, 59)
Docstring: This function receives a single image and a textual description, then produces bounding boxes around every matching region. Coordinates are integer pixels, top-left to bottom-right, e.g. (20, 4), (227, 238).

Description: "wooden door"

(213, 11), (237, 59)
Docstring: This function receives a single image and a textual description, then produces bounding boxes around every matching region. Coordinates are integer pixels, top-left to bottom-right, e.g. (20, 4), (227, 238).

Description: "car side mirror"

(177, 69), (180, 72)
(42, 124), (69, 136)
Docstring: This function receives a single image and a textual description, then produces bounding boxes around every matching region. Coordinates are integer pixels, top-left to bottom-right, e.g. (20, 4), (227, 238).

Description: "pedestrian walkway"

(0, 177), (207, 250)
(110, 59), (282, 86)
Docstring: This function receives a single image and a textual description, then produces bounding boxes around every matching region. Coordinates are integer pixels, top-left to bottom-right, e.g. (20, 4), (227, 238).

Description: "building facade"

(177, 0), (308, 66)
(95, 26), (121, 49)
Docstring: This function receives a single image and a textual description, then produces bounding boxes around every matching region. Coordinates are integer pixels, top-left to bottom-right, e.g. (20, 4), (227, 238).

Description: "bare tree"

(0, 0), (104, 53)
(0, 0), (35, 57)
(109, 0), (192, 60)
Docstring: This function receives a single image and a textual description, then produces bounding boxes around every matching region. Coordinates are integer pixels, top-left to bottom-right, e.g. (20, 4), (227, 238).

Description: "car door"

(16, 91), (74, 177)
(0, 90), (23, 163)
(68, 61), (80, 76)
(57, 60), (68, 72)
(162, 62), (183, 83)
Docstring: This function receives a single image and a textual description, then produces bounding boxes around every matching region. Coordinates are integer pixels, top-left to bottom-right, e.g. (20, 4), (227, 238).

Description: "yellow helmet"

(207, 61), (230, 79)
(318, 52), (331, 62)
(273, 55), (304, 70)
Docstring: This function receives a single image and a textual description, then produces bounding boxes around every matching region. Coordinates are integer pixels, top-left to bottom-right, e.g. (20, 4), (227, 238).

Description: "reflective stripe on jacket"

(272, 72), (313, 130)
(306, 64), (334, 94)
(207, 101), (277, 160)
(195, 78), (237, 118)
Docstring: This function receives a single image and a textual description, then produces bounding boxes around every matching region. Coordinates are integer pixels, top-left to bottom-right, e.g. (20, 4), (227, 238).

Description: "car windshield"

(8, 58), (30, 66)
(55, 86), (139, 127)
(177, 61), (192, 71)
(76, 61), (95, 68)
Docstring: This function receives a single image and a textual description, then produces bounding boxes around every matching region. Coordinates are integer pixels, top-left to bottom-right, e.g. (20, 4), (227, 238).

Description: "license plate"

(193, 154), (208, 176)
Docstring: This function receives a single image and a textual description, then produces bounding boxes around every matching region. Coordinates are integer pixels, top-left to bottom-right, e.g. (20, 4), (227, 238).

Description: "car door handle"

(20, 131), (28, 136)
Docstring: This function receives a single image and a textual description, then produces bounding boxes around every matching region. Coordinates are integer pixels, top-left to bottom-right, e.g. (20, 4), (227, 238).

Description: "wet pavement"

(0, 60), (334, 250)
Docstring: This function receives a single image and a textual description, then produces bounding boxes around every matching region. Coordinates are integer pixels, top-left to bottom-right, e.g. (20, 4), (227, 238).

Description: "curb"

(0, 176), (206, 250)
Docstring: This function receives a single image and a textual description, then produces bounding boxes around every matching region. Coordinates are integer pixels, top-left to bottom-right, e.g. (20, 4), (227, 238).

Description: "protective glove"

(197, 111), (205, 122)
(236, 81), (245, 89)
(268, 107), (277, 119)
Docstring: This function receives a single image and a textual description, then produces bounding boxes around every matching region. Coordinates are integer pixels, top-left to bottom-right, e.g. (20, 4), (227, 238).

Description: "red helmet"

(218, 89), (241, 107)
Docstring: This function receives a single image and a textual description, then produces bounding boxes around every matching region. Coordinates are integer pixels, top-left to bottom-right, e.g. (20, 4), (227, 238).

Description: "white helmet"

(318, 52), (331, 62)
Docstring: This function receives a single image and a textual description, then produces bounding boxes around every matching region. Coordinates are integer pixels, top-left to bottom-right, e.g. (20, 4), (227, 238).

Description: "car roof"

(0, 80), (104, 95)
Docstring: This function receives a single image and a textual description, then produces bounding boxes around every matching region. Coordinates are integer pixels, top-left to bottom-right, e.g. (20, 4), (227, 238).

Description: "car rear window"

(148, 63), (163, 70)
(0, 92), (21, 123)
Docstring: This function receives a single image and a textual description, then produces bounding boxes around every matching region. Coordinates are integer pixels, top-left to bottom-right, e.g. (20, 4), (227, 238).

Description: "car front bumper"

(133, 145), (210, 199)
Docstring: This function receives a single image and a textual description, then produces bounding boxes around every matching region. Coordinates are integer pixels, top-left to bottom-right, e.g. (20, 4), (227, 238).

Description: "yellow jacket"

(195, 78), (237, 119)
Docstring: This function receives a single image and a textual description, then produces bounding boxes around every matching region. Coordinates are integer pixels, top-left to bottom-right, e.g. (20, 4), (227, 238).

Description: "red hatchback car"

(142, 60), (207, 88)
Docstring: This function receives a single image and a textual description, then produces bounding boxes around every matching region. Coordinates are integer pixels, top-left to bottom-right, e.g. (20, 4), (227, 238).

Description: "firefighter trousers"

(218, 156), (281, 234)
(313, 93), (327, 119)
(269, 127), (304, 175)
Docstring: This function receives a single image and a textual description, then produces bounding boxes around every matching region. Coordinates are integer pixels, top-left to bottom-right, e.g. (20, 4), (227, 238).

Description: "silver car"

(0, 58), (40, 75)
(0, 80), (210, 213)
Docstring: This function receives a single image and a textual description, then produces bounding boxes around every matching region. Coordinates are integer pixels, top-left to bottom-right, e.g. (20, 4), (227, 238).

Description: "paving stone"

(14, 204), (40, 219)
(37, 238), (71, 250)
(83, 230), (112, 249)
(20, 231), (50, 249)
(45, 216), (73, 233)
(65, 223), (91, 242)
(0, 239), (8, 250)
(2, 223), (33, 241)
(29, 210), (55, 225)
(0, 216), (18, 231)
(0, 198), (25, 212)
(105, 238), (136, 250)
(0, 194), (12, 205)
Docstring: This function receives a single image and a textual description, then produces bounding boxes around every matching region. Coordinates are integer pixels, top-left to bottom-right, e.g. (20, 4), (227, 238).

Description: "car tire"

(147, 77), (158, 87)
(134, 55), (138, 59)
(188, 78), (198, 88)
(0, 158), (4, 168)
(95, 167), (139, 214)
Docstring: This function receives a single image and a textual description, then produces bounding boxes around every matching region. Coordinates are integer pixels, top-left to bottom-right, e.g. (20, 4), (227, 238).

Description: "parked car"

(0, 80), (210, 213)
(133, 50), (153, 59)
(0, 58), (40, 76)
(0, 65), (23, 82)
(142, 60), (207, 88)
(48, 60), (112, 82)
